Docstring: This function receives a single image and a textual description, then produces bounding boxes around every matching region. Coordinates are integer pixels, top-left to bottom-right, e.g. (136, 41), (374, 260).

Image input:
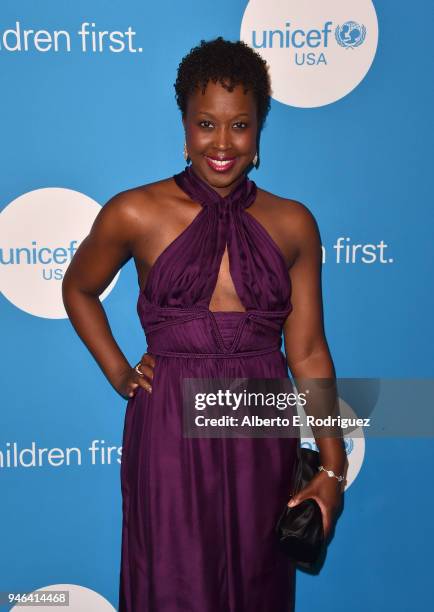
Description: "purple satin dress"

(119, 165), (298, 611)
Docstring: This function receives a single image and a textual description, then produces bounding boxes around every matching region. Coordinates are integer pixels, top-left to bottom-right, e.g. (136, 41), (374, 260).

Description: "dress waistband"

(147, 345), (282, 359)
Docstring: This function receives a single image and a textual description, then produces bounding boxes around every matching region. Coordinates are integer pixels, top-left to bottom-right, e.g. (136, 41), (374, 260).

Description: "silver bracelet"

(318, 465), (344, 482)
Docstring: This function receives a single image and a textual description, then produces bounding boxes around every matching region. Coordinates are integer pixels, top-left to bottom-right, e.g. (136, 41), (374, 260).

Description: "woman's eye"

(198, 121), (248, 129)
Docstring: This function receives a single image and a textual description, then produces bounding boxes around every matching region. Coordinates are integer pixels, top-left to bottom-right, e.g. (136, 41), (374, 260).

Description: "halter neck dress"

(119, 165), (298, 612)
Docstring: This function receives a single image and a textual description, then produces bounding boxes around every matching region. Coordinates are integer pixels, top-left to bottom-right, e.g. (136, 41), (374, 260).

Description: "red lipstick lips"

(204, 156), (237, 173)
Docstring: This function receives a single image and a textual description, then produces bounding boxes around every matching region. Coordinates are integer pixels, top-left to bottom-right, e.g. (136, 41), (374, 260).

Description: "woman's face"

(182, 80), (258, 196)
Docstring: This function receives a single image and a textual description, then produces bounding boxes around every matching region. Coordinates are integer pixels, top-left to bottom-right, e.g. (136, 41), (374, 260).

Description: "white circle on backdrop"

(0, 188), (119, 319)
(11, 583), (115, 610)
(297, 396), (365, 490)
(240, 0), (379, 108)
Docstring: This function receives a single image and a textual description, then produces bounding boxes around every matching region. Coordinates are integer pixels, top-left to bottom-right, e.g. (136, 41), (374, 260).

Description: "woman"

(62, 37), (346, 612)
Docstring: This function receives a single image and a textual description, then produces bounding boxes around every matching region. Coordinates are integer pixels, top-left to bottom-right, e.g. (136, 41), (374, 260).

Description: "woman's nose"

(213, 125), (231, 149)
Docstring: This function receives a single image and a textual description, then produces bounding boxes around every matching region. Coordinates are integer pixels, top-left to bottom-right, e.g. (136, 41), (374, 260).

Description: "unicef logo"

(335, 21), (367, 49)
(0, 188), (119, 318)
(240, 0), (379, 108)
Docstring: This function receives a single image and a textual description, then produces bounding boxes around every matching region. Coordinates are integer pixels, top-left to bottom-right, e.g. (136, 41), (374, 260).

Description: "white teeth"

(206, 157), (234, 166)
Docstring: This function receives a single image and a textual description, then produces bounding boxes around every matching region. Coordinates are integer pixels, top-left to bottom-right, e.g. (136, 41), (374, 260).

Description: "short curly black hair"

(174, 37), (271, 130)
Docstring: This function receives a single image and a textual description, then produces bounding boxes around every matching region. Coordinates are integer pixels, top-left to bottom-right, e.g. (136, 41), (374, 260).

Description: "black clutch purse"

(275, 444), (325, 566)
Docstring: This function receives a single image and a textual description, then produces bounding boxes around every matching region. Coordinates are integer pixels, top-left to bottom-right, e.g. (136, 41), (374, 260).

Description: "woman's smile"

(204, 155), (237, 173)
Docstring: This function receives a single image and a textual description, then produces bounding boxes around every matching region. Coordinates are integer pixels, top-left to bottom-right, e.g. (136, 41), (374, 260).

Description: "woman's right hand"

(116, 353), (155, 399)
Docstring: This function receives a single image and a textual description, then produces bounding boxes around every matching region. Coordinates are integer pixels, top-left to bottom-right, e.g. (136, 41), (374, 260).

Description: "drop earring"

(183, 141), (189, 162)
(252, 152), (258, 168)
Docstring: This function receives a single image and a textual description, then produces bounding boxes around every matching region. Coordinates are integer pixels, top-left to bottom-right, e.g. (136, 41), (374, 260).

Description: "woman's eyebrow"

(196, 111), (251, 119)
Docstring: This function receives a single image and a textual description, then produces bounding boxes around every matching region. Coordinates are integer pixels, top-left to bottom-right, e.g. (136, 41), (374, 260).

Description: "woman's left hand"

(287, 472), (343, 540)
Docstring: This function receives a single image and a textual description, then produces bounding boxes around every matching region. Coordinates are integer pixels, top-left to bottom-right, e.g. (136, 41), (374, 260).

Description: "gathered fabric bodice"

(137, 165), (292, 357)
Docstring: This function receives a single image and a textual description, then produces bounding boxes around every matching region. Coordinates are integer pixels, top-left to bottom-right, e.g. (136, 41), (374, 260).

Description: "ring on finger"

(134, 362), (144, 376)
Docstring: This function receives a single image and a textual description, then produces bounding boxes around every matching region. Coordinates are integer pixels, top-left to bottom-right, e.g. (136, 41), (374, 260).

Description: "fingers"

(127, 375), (152, 398)
(135, 373), (153, 393)
(311, 497), (332, 540)
(322, 516), (332, 540)
(287, 495), (299, 508)
(141, 352), (156, 368)
(137, 363), (154, 382)
(287, 482), (336, 540)
(287, 493), (332, 540)
(126, 353), (157, 399)
(128, 353), (156, 398)
(134, 352), (155, 380)
(287, 485), (313, 508)
(136, 353), (155, 382)
(287, 493), (310, 508)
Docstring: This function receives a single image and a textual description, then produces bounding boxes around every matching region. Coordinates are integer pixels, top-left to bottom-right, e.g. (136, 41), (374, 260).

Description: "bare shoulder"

(257, 186), (318, 230)
(101, 176), (176, 221)
(93, 176), (179, 241)
(255, 186), (321, 257)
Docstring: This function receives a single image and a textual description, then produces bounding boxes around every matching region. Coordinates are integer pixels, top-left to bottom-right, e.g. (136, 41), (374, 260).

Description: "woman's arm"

(62, 190), (151, 398)
(282, 202), (346, 538)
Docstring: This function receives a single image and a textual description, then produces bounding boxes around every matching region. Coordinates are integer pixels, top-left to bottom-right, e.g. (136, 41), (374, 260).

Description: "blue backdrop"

(1, 1), (433, 610)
